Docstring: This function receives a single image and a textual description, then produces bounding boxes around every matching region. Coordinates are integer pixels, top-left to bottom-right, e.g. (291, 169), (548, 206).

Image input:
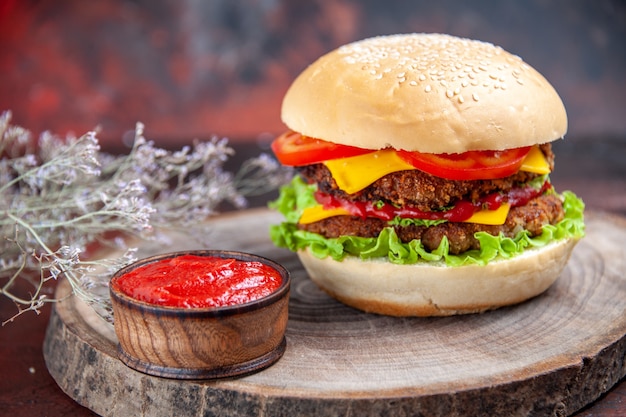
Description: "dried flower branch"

(0, 111), (292, 325)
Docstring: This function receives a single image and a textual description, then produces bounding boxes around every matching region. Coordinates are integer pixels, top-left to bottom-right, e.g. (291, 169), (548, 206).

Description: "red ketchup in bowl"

(112, 254), (283, 308)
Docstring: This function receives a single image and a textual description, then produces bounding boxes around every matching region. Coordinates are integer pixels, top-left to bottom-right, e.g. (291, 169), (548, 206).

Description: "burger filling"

(296, 145), (563, 254)
(299, 144), (554, 212)
(269, 137), (585, 266)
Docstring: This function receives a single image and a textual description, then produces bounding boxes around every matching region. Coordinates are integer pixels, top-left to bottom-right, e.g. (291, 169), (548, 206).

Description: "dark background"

(0, 0), (624, 148)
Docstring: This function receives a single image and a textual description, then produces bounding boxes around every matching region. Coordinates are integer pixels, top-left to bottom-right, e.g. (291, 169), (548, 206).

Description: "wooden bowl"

(109, 250), (290, 380)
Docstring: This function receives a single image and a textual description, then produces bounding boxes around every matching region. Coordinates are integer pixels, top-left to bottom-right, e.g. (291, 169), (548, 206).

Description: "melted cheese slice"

(299, 206), (352, 224)
(299, 203), (511, 226)
(462, 203), (510, 225)
(324, 146), (551, 194)
(324, 149), (415, 194)
(519, 146), (551, 174)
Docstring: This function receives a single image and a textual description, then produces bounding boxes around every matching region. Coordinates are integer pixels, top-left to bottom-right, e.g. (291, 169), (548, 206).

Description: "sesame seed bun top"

(281, 33), (567, 154)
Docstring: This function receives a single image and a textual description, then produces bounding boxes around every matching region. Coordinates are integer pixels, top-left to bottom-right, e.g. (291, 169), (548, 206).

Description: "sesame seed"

(517, 79), (524, 85)
(425, 85), (432, 93)
(454, 87), (461, 95)
(458, 95), (465, 103)
(409, 80), (417, 86)
(446, 89), (454, 98)
(472, 93), (479, 101)
(418, 74), (426, 81)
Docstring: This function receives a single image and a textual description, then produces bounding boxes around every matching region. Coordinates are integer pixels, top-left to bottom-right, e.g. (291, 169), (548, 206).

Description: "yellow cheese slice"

(298, 203), (510, 226)
(461, 203), (510, 225)
(520, 146), (551, 174)
(298, 205), (351, 224)
(324, 149), (415, 194)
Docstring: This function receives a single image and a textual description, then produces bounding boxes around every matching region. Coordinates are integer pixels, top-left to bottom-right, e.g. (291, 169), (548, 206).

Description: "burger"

(269, 33), (585, 316)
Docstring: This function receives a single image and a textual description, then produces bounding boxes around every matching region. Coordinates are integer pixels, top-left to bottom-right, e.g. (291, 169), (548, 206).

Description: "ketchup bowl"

(109, 250), (290, 380)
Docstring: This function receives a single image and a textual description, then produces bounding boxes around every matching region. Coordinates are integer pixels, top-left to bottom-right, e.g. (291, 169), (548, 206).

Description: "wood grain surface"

(43, 208), (626, 417)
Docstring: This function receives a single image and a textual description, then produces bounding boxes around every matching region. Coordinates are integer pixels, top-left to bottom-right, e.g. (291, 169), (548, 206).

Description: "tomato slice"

(271, 131), (372, 166)
(397, 146), (532, 180)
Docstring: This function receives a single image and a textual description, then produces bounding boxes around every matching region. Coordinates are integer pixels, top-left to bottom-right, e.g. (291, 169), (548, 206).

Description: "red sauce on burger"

(314, 181), (552, 222)
(112, 254), (283, 308)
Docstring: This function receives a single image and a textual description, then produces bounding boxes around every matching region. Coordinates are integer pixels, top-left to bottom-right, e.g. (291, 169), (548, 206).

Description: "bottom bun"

(297, 238), (579, 317)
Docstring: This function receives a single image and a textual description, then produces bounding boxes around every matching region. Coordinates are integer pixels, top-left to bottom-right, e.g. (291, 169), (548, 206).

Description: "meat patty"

(298, 144), (555, 212)
(298, 193), (564, 255)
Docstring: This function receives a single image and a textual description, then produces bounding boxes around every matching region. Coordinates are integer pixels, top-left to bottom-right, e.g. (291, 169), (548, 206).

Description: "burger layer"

(270, 174), (585, 267)
(298, 144), (554, 212)
(299, 193), (564, 255)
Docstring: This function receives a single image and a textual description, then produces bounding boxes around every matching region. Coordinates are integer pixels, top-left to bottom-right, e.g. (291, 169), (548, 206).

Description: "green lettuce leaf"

(268, 176), (586, 267)
(269, 175), (317, 223)
(388, 217), (448, 227)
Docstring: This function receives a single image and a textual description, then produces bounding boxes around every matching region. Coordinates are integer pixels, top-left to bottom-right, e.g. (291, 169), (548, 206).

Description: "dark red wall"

(1, 0), (624, 147)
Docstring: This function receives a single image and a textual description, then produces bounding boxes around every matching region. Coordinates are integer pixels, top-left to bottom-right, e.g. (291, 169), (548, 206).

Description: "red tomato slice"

(397, 147), (532, 180)
(271, 131), (372, 166)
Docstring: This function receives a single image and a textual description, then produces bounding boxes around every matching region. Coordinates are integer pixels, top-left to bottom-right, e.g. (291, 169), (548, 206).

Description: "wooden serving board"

(44, 208), (626, 417)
